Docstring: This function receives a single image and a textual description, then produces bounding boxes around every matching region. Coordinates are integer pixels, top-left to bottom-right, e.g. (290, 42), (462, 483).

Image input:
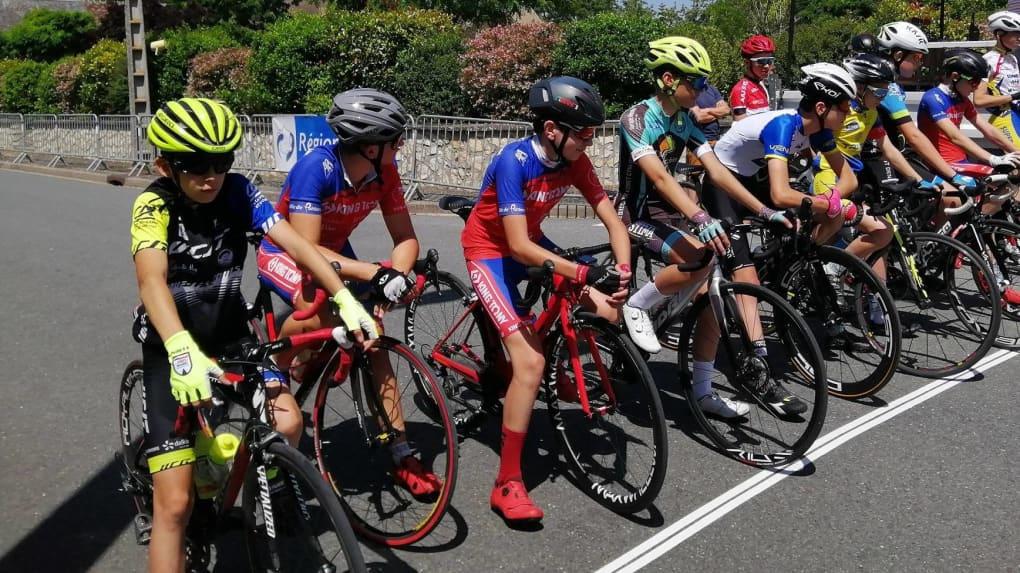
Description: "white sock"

(628, 280), (668, 310)
(692, 360), (714, 399)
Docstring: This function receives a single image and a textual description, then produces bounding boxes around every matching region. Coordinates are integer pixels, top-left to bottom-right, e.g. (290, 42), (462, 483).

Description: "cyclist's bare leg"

(731, 265), (765, 343)
(813, 212), (844, 244)
(847, 214), (893, 280)
(367, 350), (407, 436)
(149, 465), (194, 573)
(267, 383), (302, 447)
(501, 327), (545, 434)
(579, 288), (624, 322)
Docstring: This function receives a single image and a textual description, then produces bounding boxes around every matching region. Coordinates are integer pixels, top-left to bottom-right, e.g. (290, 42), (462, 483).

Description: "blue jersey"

(877, 82), (913, 150)
(713, 109), (836, 177)
(462, 136), (607, 260)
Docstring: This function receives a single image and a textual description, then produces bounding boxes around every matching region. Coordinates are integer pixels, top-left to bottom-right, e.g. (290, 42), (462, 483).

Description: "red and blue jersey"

(917, 85), (978, 164)
(461, 136), (608, 260)
(260, 144), (407, 255)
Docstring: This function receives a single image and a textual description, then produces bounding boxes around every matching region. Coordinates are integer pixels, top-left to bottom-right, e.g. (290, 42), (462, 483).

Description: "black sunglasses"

(169, 152), (235, 175)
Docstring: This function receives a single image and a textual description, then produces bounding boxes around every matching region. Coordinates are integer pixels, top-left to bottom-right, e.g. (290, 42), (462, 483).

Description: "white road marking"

(595, 349), (1016, 573)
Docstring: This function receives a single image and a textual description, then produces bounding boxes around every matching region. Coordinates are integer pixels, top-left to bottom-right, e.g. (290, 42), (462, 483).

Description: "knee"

(275, 409), (303, 442)
(154, 483), (193, 527)
(514, 350), (546, 390)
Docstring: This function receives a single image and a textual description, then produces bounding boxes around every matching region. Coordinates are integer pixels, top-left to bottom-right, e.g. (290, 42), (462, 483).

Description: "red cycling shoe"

(490, 480), (544, 523)
(392, 456), (442, 497)
(1002, 287), (1020, 306)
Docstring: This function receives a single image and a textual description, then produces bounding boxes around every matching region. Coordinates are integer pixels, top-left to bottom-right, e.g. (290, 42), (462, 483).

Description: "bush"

(460, 21), (563, 120)
(555, 12), (667, 118)
(76, 39), (129, 114)
(151, 24), (252, 107)
(2, 9), (98, 61)
(245, 8), (458, 114)
(186, 47), (253, 111)
(392, 30), (469, 116)
(53, 57), (83, 113)
(0, 60), (48, 112)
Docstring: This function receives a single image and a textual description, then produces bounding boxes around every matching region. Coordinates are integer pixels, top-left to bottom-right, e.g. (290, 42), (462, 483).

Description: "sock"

(628, 280), (668, 310)
(692, 360), (714, 399)
(753, 339), (768, 358)
(496, 426), (527, 485)
(390, 440), (413, 465)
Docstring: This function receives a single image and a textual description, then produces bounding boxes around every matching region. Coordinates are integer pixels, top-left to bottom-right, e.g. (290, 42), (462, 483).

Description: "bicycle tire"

(119, 360), (149, 478)
(543, 313), (668, 514)
(879, 231), (1001, 377)
(961, 218), (1020, 349)
(242, 440), (366, 573)
(676, 281), (828, 467)
(778, 245), (902, 398)
(312, 336), (458, 547)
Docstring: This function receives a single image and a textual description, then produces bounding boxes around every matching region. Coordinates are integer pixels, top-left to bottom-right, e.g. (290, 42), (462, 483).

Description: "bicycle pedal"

(454, 410), (487, 433)
(133, 512), (153, 546)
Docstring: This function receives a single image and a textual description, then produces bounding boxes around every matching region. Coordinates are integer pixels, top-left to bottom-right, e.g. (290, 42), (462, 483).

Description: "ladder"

(123, 0), (151, 115)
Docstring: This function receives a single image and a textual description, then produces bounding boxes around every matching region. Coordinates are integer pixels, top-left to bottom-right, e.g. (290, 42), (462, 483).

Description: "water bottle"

(193, 432), (240, 499)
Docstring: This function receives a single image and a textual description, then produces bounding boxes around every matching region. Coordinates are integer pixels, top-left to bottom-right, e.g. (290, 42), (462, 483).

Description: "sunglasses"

(958, 76), (981, 86)
(558, 124), (597, 140)
(682, 75), (709, 90)
(749, 56), (775, 66)
(169, 152), (235, 175)
(866, 85), (890, 99)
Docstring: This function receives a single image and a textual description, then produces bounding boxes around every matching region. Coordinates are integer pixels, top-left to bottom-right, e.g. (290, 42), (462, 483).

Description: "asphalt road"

(0, 169), (1017, 572)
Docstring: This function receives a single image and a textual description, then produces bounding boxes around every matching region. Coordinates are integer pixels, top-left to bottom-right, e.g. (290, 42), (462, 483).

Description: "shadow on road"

(0, 456), (133, 571)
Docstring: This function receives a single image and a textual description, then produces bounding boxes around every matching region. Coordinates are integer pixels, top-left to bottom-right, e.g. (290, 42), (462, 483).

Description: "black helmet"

(528, 76), (605, 129)
(327, 88), (409, 145)
(849, 33), (878, 55)
(843, 53), (895, 84)
(943, 49), (989, 80)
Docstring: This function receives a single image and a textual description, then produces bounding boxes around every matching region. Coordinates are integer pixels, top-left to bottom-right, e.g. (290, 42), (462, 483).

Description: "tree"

(2, 9), (98, 61)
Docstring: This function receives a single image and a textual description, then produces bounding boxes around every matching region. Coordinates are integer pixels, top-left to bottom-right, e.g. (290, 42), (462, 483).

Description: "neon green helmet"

(147, 97), (242, 154)
(645, 36), (713, 77)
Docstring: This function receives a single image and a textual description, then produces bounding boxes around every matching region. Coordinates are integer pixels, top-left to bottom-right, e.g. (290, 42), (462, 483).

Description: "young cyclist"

(917, 50), (1020, 301)
(132, 97), (376, 572)
(461, 76), (632, 523)
(730, 35), (776, 121)
(616, 36), (799, 419)
(974, 11), (1020, 149)
(873, 21), (980, 191)
(256, 87), (442, 495)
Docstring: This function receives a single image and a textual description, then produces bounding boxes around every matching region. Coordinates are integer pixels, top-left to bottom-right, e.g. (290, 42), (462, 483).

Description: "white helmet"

(989, 11), (1020, 34)
(877, 21), (929, 54)
(800, 63), (857, 103)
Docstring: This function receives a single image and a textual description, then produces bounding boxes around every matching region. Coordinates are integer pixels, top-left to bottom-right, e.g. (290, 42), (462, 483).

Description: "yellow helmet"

(645, 36), (713, 77)
(147, 97), (242, 154)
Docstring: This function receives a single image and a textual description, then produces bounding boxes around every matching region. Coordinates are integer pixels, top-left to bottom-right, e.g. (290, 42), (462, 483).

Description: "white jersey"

(712, 109), (836, 177)
(984, 49), (1020, 112)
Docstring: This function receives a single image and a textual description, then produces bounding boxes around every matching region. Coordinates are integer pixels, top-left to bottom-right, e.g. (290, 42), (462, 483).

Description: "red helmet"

(741, 35), (776, 57)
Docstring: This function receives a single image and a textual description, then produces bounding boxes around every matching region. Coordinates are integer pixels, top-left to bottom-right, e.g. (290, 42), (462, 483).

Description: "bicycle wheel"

(965, 218), (1020, 348)
(118, 360), (156, 546)
(676, 282), (828, 467)
(543, 313), (668, 514)
(243, 440), (366, 573)
(312, 336), (458, 547)
(881, 232), (1001, 377)
(404, 269), (501, 429)
(779, 246), (902, 398)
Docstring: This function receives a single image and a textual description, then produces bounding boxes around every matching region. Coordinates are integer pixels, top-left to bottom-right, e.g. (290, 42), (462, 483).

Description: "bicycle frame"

(428, 273), (618, 418)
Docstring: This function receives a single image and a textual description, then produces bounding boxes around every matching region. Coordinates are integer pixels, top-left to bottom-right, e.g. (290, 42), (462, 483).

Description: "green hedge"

(0, 60), (48, 112)
(150, 24), (252, 108)
(76, 39), (128, 114)
(392, 30), (469, 116)
(1, 8), (97, 62)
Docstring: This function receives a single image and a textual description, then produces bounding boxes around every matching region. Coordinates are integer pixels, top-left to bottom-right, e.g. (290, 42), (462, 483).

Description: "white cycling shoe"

(623, 304), (662, 354)
(697, 392), (751, 419)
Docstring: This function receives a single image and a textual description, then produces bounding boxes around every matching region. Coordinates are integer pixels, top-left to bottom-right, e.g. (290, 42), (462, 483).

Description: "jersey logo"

(811, 81), (841, 100)
(844, 120), (861, 133)
(515, 149), (528, 165)
(172, 352), (193, 376)
(322, 158), (334, 176)
(767, 143), (790, 156)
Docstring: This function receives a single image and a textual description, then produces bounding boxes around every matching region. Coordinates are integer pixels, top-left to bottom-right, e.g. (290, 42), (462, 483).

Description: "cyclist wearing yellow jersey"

(132, 98), (376, 572)
(975, 12), (1020, 148)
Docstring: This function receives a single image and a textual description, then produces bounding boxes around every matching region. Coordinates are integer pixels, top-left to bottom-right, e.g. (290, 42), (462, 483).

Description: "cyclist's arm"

(973, 79), (1012, 109)
(899, 121), (959, 179)
(592, 197), (632, 276)
(503, 215), (583, 279)
(134, 248), (186, 342)
(383, 210), (419, 274)
(766, 158), (830, 214)
(634, 154), (704, 219)
(700, 152), (770, 214)
(707, 98), (731, 119)
(880, 136), (925, 181)
(290, 212), (377, 281)
(932, 117), (995, 163)
(267, 220), (347, 295)
(972, 113), (1020, 153)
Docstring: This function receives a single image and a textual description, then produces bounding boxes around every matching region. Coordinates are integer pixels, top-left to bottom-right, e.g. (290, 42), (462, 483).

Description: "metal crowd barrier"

(0, 112), (625, 200)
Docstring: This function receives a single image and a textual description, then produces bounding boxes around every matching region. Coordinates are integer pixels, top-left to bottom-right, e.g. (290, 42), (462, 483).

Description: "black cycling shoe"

(759, 380), (808, 416)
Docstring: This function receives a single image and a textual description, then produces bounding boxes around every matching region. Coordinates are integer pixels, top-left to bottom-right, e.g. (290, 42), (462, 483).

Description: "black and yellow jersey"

(818, 100), (884, 172)
(130, 174), (281, 350)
